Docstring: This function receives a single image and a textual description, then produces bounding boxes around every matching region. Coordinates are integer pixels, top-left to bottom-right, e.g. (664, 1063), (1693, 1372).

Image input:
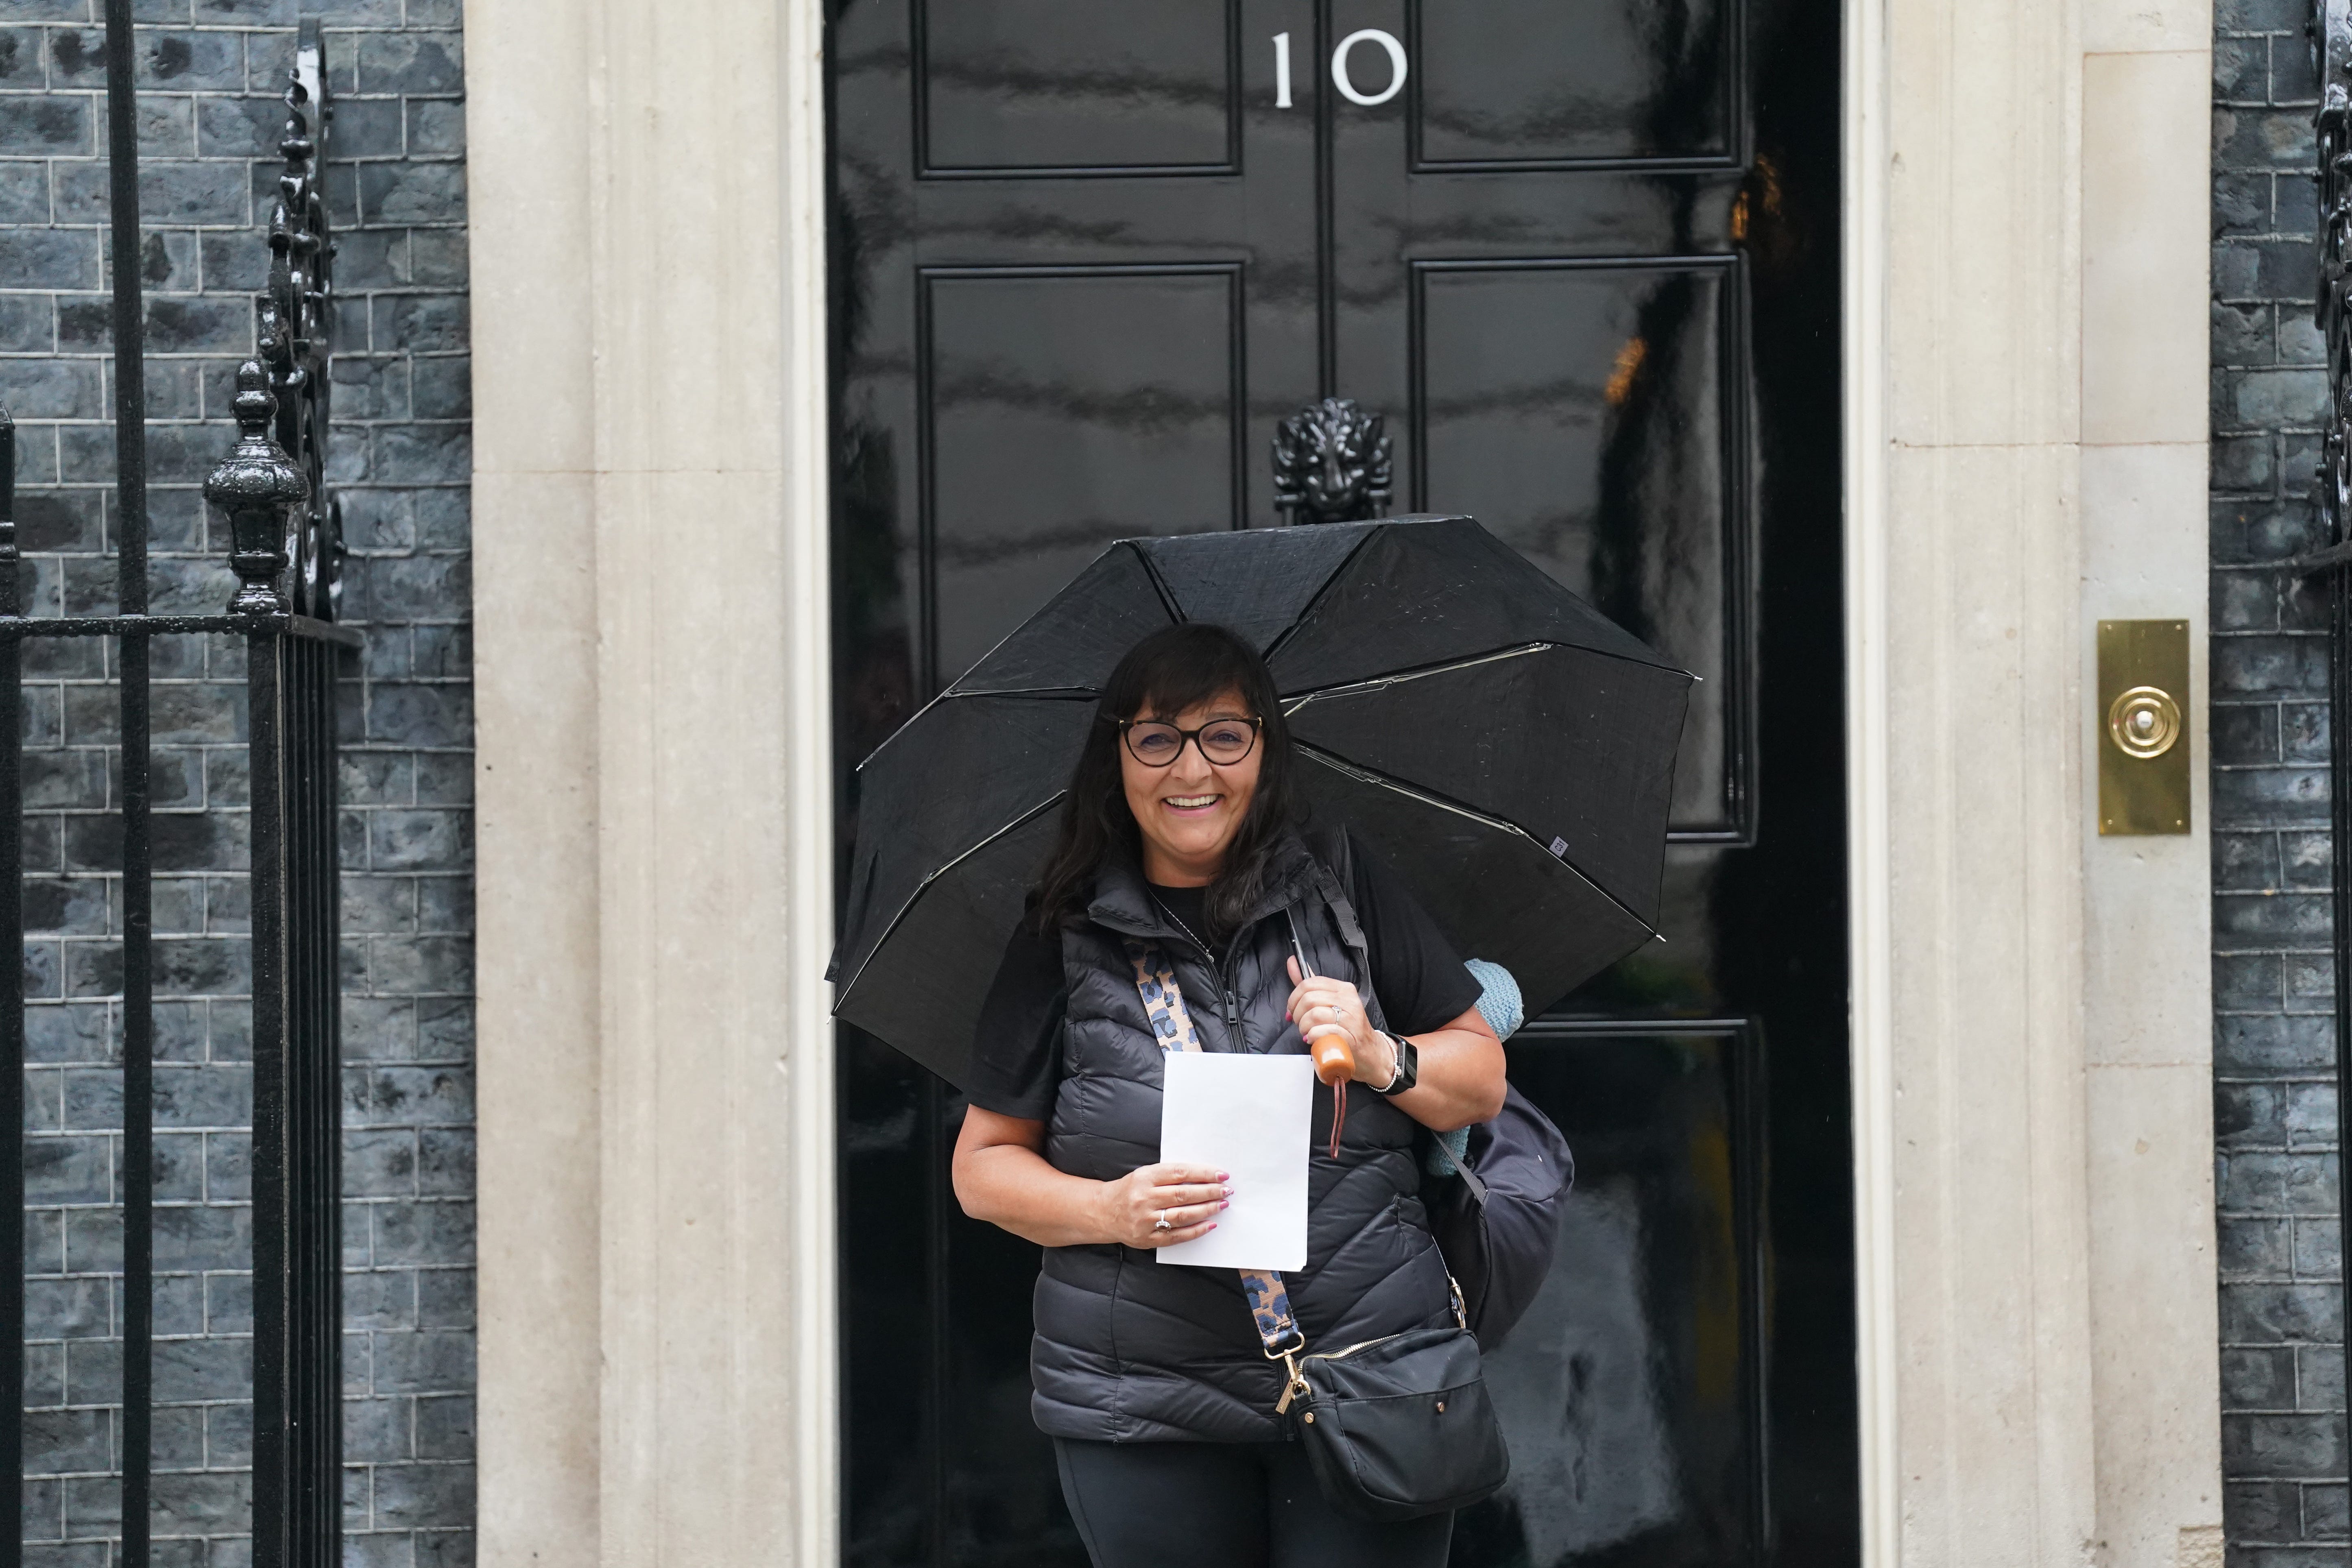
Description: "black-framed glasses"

(1118, 715), (1263, 768)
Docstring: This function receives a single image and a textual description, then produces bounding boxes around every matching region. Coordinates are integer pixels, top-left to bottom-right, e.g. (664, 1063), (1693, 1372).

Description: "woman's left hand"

(1283, 957), (1396, 1087)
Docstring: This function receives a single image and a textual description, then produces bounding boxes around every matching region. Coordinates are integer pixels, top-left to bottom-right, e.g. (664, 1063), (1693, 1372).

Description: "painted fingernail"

(1217, 1170), (1231, 1180)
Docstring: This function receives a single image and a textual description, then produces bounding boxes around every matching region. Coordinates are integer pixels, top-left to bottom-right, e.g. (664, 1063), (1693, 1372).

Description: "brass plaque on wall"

(2097, 619), (2190, 835)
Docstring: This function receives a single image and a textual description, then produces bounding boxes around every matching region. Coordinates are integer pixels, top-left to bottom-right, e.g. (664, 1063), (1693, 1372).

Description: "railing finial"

(205, 361), (307, 617)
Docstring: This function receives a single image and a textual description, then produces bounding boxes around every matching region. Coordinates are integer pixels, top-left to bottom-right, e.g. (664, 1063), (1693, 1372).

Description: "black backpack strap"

(1307, 827), (1372, 974)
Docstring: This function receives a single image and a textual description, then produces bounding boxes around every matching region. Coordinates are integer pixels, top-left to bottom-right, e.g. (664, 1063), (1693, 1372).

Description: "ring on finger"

(1153, 1213), (1172, 1232)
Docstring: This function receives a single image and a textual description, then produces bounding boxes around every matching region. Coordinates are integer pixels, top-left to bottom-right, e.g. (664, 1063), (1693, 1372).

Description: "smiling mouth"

(1163, 794), (1221, 811)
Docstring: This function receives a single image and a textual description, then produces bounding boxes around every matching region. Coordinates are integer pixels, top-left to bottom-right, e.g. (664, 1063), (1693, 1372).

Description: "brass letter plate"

(2097, 619), (2190, 835)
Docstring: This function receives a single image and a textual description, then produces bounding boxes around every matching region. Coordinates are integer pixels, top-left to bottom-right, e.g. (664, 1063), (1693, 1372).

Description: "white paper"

(1156, 1051), (1314, 1271)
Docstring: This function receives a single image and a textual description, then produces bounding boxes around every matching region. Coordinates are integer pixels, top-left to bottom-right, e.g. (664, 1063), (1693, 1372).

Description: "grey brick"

(55, 157), (248, 225)
(357, 30), (462, 91)
(2225, 1414), (2349, 1480)
(2217, 35), (2269, 100)
(2219, 1013), (2341, 1073)
(2215, 769), (2330, 829)
(0, 94), (89, 153)
(2230, 1344), (2286, 1420)
(2301, 1344), (2345, 1409)
(347, 1064), (471, 1127)
(346, 1266), (415, 1329)
(23, 1276), (108, 1339)
(2231, 1480), (2303, 1542)
(2282, 703), (2329, 761)
(24, 1407), (109, 1475)
(373, 421), (469, 483)
(2225, 1282), (2347, 1344)
(0, 229), (100, 289)
(0, 158), (46, 224)
(2221, 1081), (2292, 1145)
(2282, 829), (2333, 885)
(2285, 1081), (2340, 1145)
(346, 1393), (412, 1463)
(2214, 892), (2333, 949)
(374, 1463), (474, 1529)
(2293, 1217), (2342, 1277)
(408, 99), (464, 157)
(366, 682), (470, 748)
(416, 1268), (472, 1329)
(2225, 1215), (2295, 1276)
(153, 1334), (250, 1402)
(370, 809), (469, 872)
(372, 1327), (473, 1395)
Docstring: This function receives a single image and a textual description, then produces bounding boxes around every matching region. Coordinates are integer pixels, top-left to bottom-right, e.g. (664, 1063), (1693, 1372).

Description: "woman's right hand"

(1095, 1162), (1230, 1247)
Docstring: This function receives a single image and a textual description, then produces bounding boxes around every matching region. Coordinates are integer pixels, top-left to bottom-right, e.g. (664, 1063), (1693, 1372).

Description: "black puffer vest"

(1029, 833), (1457, 1443)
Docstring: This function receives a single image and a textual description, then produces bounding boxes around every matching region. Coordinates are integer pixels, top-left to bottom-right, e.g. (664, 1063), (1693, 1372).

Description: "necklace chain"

(1152, 894), (1215, 957)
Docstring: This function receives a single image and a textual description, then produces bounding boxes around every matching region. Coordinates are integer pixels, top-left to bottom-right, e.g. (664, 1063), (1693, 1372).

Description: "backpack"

(1307, 829), (1575, 1349)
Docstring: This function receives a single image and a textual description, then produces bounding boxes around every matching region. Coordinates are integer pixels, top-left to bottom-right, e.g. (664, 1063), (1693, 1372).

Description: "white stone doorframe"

(464, 0), (2224, 1561)
(1845, 1), (2224, 1567)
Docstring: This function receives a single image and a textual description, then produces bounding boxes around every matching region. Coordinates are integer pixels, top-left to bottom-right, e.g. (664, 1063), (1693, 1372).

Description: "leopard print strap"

(1124, 937), (1306, 1360)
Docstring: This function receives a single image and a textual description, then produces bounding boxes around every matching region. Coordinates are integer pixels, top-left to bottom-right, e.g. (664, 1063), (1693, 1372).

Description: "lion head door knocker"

(1271, 398), (1393, 525)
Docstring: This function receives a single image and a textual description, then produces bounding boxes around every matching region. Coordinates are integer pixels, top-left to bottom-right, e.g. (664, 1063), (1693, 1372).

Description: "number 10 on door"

(1274, 29), (1408, 109)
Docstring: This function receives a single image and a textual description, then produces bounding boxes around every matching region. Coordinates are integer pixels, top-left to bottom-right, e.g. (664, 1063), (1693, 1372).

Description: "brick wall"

(2, 2), (473, 1564)
(2213, 3), (2352, 1560)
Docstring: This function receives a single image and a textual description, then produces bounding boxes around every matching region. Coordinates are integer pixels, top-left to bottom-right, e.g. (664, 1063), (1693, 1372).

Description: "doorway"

(827, 1), (1853, 1561)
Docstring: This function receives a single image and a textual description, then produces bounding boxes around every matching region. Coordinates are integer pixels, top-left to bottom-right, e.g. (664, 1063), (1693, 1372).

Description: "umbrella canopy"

(832, 515), (1693, 1089)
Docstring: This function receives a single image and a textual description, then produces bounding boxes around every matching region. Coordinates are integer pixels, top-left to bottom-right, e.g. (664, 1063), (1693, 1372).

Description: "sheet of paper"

(1156, 1050), (1314, 1272)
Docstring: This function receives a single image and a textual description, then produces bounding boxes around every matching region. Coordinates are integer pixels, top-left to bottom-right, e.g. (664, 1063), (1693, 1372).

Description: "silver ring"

(1153, 1213), (1172, 1232)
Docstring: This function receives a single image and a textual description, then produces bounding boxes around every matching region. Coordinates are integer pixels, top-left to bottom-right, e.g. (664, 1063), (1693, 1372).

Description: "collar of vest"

(1084, 828), (1325, 943)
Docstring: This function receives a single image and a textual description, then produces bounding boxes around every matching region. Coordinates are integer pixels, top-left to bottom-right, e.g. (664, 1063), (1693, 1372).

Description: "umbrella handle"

(1311, 1034), (1355, 1085)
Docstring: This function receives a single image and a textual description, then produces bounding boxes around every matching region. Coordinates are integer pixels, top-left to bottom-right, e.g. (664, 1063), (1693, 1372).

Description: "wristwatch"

(1375, 1033), (1418, 1096)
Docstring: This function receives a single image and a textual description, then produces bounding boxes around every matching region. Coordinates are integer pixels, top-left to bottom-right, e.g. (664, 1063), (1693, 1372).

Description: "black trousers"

(1054, 1437), (1455, 1568)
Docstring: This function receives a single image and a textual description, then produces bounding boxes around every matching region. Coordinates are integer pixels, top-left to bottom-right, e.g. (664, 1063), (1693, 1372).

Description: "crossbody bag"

(1124, 937), (1510, 1522)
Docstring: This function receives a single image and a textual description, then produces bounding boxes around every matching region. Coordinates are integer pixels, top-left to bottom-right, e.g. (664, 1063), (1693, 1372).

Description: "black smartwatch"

(1375, 1033), (1418, 1096)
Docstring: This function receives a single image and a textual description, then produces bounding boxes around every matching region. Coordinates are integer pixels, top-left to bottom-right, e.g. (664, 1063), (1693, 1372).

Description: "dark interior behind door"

(828, 1), (1853, 1561)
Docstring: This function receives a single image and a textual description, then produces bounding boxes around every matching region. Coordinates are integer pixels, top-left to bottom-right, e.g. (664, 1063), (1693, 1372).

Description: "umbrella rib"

(1294, 742), (1661, 939)
(1279, 637), (1698, 705)
(1281, 643), (1553, 712)
(1128, 539), (1189, 626)
(1253, 529), (1384, 665)
(831, 789), (1070, 1004)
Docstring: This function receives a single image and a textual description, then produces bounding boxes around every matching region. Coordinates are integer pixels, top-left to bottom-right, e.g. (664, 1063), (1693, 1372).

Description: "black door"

(829, 2), (1852, 1563)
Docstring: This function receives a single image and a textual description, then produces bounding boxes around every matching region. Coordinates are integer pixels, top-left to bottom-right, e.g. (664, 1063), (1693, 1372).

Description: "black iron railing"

(2, 11), (351, 1567)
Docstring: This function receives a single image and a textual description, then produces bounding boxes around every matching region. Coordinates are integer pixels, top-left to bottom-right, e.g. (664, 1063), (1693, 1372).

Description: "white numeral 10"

(1272, 28), (1408, 109)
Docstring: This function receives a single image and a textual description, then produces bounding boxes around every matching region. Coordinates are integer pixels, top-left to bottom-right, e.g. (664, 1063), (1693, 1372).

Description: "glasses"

(1119, 715), (1263, 768)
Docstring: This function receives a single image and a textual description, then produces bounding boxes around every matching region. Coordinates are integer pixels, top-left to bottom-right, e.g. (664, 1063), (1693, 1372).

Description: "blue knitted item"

(1464, 958), (1524, 1040)
(1427, 959), (1523, 1175)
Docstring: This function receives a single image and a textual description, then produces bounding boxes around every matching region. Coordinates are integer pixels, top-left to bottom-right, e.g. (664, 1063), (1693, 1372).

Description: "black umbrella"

(832, 515), (1693, 1089)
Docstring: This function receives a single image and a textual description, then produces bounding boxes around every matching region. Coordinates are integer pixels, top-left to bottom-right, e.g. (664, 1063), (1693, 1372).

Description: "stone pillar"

(465, 0), (836, 1560)
(1851, 0), (2224, 1564)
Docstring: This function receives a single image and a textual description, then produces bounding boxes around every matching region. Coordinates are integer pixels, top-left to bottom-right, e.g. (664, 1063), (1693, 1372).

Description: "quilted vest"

(1028, 832), (1456, 1443)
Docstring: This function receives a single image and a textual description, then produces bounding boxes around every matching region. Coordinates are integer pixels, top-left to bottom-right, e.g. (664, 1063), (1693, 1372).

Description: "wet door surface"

(828, 2), (1852, 1562)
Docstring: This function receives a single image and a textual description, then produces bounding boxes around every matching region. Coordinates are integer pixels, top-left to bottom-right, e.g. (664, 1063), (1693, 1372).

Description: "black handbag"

(1275, 1288), (1511, 1521)
(1126, 932), (1510, 1523)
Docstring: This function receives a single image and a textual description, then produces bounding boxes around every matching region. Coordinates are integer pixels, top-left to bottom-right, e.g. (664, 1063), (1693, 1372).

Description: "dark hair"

(1032, 623), (1299, 938)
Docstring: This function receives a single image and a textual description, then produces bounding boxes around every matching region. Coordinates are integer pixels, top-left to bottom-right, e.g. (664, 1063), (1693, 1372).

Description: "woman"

(955, 622), (1508, 1568)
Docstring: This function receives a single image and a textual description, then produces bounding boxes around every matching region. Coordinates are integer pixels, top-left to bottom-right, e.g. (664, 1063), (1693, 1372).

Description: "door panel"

(923, 266), (1244, 674)
(1410, 259), (1742, 834)
(1409, 0), (1739, 168)
(1462, 1023), (1763, 1568)
(918, 0), (1241, 175)
(829, 0), (1851, 1559)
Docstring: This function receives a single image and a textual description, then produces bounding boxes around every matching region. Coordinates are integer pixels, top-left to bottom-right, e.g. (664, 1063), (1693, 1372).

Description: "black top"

(967, 839), (1485, 1121)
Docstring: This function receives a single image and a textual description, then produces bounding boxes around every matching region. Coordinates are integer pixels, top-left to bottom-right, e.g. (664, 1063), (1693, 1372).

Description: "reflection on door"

(829, 1), (1852, 1562)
